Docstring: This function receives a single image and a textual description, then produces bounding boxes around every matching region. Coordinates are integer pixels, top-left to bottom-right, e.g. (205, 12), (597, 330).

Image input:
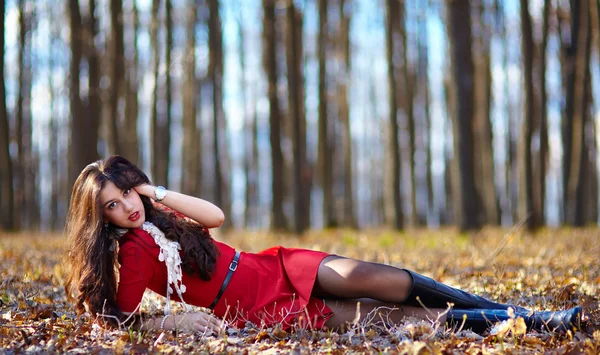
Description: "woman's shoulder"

(119, 228), (157, 252)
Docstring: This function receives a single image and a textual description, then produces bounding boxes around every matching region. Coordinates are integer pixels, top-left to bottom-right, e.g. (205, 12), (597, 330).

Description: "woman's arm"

(130, 312), (226, 334)
(134, 184), (225, 228)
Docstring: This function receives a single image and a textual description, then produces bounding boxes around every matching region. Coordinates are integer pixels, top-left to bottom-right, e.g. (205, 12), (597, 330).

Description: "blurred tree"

(182, 0), (202, 197)
(338, 0), (356, 228)
(68, 0), (101, 194)
(446, 0), (480, 230)
(533, 0), (550, 227)
(123, 0), (140, 165)
(402, 6), (416, 228)
(238, 7), (259, 228)
(473, 0), (500, 226)
(149, 0), (161, 182)
(151, 0), (173, 188)
(286, 0), (309, 233)
(385, 0), (403, 230)
(48, 0), (62, 230)
(561, 0), (592, 226)
(107, 0), (124, 155)
(417, 0), (433, 225)
(519, 0), (537, 229)
(263, 0), (287, 230)
(318, 0), (335, 228)
(15, 0), (36, 229)
(0, 0), (14, 230)
(208, 0), (232, 229)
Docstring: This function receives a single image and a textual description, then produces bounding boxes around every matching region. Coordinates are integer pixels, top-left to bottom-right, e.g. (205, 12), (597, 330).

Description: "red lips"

(129, 211), (140, 221)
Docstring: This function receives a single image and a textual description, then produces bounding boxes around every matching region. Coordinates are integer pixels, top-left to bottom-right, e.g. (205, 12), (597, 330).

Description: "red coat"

(116, 228), (333, 330)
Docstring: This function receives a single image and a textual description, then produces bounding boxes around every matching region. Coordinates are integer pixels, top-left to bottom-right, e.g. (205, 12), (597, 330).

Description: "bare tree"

(418, 0), (433, 225)
(150, 0), (169, 187)
(535, 0), (551, 226)
(16, 0), (30, 229)
(519, 0), (536, 229)
(181, 0), (201, 197)
(237, 7), (258, 228)
(400, 4), (417, 227)
(285, 1), (308, 233)
(0, 0), (14, 230)
(338, 0), (356, 228)
(473, 0), (500, 226)
(262, 0), (287, 230)
(68, 0), (101, 192)
(385, 0), (403, 230)
(562, 0), (592, 225)
(446, 0), (480, 230)
(123, 0), (140, 165)
(208, 0), (232, 229)
(317, 0), (335, 227)
(107, 0), (124, 155)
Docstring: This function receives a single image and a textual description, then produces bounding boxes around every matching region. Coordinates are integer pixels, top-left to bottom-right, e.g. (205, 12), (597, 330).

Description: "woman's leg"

(313, 255), (512, 309)
(313, 255), (583, 334)
(312, 255), (414, 303)
(323, 298), (447, 330)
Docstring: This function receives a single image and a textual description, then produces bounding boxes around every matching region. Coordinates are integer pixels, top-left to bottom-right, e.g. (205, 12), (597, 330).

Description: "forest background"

(0, 0), (599, 234)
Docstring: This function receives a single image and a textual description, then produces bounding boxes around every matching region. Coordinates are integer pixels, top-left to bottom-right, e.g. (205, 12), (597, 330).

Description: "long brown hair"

(64, 155), (219, 327)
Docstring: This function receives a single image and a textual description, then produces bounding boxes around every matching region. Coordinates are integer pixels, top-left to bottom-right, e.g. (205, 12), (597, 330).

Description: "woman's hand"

(176, 312), (227, 334)
(133, 184), (155, 199)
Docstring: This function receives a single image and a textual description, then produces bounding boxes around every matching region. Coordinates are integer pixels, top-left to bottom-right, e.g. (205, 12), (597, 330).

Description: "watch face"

(155, 186), (167, 201)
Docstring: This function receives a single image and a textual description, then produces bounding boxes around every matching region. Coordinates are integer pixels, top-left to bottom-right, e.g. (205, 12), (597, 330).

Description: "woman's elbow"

(213, 210), (225, 228)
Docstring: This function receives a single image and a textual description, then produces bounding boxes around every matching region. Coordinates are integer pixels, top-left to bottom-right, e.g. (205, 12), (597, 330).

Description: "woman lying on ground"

(64, 155), (582, 335)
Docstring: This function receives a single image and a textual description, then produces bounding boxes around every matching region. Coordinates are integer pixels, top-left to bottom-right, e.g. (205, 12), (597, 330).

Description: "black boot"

(446, 306), (582, 334)
(403, 269), (526, 311)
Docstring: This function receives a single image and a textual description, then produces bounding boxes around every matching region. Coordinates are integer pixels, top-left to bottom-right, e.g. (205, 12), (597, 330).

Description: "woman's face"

(99, 180), (146, 229)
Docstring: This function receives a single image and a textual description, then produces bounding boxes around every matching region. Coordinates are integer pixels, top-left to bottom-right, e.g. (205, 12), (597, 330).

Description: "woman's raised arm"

(134, 184), (225, 228)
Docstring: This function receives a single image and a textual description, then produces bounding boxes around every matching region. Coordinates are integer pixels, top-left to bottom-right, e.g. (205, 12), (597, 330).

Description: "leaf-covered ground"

(1, 227), (599, 354)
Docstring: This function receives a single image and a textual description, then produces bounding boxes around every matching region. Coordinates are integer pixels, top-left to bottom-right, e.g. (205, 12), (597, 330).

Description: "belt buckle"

(229, 256), (239, 271)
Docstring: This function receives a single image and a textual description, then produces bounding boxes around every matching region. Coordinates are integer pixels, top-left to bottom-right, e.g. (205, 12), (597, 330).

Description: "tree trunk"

(536, 0), (551, 226)
(150, 0), (165, 186)
(208, 0), (231, 229)
(48, 7), (60, 230)
(400, 3), (417, 227)
(339, 0), (356, 228)
(285, 1), (308, 233)
(593, 0), (600, 63)
(15, 0), (28, 229)
(519, 0), (536, 229)
(473, 0), (499, 226)
(317, 0), (335, 228)
(182, 0), (201, 197)
(418, 1), (433, 225)
(446, 0), (479, 230)
(262, 0), (287, 230)
(68, 0), (100, 192)
(0, 0), (14, 230)
(123, 0), (139, 165)
(565, 0), (591, 226)
(108, 0), (124, 155)
(385, 0), (403, 230)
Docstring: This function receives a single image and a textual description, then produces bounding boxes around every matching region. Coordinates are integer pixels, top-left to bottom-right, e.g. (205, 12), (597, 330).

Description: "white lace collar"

(141, 221), (190, 315)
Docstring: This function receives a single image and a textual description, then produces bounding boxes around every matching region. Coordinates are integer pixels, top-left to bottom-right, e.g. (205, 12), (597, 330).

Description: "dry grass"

(1, 227), (599, 353)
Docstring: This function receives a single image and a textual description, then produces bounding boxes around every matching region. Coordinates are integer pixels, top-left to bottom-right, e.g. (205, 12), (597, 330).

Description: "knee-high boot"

(403, 269), (526, 311)
(446, 306), (582, 334)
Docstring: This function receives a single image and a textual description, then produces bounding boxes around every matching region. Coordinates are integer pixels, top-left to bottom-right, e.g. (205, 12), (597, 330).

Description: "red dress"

(116, 228), (334, 330)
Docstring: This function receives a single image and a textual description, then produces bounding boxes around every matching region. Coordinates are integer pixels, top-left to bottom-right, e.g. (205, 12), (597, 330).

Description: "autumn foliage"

(1, 228), (599, 353)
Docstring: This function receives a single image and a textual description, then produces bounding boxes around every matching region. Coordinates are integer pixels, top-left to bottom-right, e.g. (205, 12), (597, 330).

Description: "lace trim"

(141, 221), (190, 315)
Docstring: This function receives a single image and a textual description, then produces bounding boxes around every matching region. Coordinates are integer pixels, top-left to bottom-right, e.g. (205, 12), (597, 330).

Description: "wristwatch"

(154, 186), (167, 202)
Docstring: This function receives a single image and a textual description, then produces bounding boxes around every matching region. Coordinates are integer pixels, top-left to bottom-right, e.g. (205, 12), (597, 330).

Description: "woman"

(65, 156), (582, 335)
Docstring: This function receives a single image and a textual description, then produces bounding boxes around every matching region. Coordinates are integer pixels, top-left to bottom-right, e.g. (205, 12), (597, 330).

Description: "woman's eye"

(108, 202), (117, 209)
(124, 189), (131, 196)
